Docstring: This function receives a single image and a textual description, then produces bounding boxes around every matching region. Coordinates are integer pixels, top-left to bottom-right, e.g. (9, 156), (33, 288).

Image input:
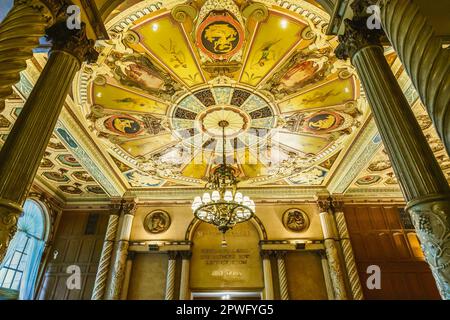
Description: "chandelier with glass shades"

(191, 120), (255, 236)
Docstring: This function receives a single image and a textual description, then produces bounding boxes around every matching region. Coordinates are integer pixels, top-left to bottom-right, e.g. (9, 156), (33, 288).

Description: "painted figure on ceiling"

(203, 22), (239, 53)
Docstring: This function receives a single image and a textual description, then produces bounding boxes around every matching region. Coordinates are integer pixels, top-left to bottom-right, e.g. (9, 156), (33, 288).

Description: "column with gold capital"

(0, 19), (98, 262)
(336, 9), (450, 299)
(0, 0), (67, 104)
(106, 200), (137, 300)
(317, 196), (350, 300)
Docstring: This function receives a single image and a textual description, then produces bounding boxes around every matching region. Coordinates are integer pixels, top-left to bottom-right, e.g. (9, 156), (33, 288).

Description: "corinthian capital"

(315, 195), (333, 213)
(121, 199), (138, 216)
(46, 20), (99, 64)
(335, 17), (384, 60)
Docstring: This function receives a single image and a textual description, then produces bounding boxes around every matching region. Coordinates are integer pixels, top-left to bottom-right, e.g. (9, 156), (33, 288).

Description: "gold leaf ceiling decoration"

(77, 0), (366, 189)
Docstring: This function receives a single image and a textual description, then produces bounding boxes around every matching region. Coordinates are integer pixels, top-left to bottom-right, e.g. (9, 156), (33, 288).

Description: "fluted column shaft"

(261, 251), (274, 300)
(165, 252), (177, 300)
(276, 252), (289, 300)
(376, 0), (450, 154)
(106, 203), (135, 300)
(179, 251), (191, 300)
(336, 14), (450, 299)
(91, 212), (120, 300)
(0, 0), (62, 103)
(318, 201), (350, 300)
(0, 20), (98, 262)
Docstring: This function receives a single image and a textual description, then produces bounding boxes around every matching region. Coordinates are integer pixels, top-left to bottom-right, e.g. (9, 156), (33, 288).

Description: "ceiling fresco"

(0, 85), (107, 199)
(77, 0), (365, 189)
(353, 100), (450, 189)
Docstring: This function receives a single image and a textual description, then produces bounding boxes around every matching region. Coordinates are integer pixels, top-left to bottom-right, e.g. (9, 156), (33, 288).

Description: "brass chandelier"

(191, 120), (255, 236)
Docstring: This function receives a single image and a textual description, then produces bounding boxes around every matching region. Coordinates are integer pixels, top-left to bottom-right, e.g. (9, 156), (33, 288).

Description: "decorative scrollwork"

(242, 3), (269, 22)
(171, 4), (198, 23)
(408, 198), (450, 299)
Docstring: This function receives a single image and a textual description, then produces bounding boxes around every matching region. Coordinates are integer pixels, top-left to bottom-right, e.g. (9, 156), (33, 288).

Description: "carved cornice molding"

(124, 186), (328, 201)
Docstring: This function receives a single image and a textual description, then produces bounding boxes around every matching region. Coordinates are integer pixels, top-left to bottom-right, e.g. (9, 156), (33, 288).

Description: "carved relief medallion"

(282, 208), (309, 232)
(144, 210), (171, 234)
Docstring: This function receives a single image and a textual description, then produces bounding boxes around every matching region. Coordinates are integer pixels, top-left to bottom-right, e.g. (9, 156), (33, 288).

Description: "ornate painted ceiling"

(2, 0), (448, 202)
(0, 81), (106, 200)
(352, 100), (450, 189)
(76, 0), (366, 189)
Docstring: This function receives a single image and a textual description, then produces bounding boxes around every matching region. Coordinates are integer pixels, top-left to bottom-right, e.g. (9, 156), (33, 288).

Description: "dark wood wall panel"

(36, 211), (108, 300)
(344, 204), (440, 300)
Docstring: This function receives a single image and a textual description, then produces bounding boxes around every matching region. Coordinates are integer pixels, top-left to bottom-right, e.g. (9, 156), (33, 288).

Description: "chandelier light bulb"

(234, 192), (243, 203)
(202, 192), (211, 204)
(243, 196), (250, 206)
(224, 190), (233, 202)
(211, 190), (220, 201)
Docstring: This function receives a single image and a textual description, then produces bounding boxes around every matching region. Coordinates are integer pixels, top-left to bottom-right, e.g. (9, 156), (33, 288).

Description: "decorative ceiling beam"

(326, 115), (382, 194)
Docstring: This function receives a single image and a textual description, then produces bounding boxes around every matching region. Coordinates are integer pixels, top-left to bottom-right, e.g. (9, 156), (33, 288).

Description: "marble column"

(318, 197), (350, 300)
(336, 14), (450, 299)
(261, 251), (274, 300)
(368, 0), (450, 154)
(320, 251), (335, 300)
(333, 199), (364, 300)
(121, 252), (135, 300)
(276, 251), (289, 300)
(106, 201), (136, 300)
(179, 251), (191, 300)
(91, 202), (122, 300)
(0, 20), (98, 262)
(0, 0), (65, 103)
(165, 251), (177, 300)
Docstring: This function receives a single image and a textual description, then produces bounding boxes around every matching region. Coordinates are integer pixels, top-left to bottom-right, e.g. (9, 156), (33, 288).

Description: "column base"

(407, 194), (450, 299)
(0, 199), (22, 261)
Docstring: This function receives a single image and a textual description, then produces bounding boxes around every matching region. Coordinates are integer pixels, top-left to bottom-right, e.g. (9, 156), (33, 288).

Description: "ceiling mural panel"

(240, 12), (306, 86)
(77, 1), (365, 189)
(133, 13), (205, 87)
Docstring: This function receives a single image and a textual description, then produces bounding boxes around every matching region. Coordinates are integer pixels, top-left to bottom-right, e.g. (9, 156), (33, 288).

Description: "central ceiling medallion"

(197, 12), (245, 61)
(170, 86), (276, 153)
(198, 106), (250, 138)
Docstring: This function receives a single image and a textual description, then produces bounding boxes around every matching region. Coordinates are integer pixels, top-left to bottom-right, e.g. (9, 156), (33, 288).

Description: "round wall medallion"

(282, 208), (309, 232)
(144, 210), (171, 234)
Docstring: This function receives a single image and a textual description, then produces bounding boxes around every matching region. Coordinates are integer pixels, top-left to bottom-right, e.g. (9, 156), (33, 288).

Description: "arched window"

(0, 199), (47, 300)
